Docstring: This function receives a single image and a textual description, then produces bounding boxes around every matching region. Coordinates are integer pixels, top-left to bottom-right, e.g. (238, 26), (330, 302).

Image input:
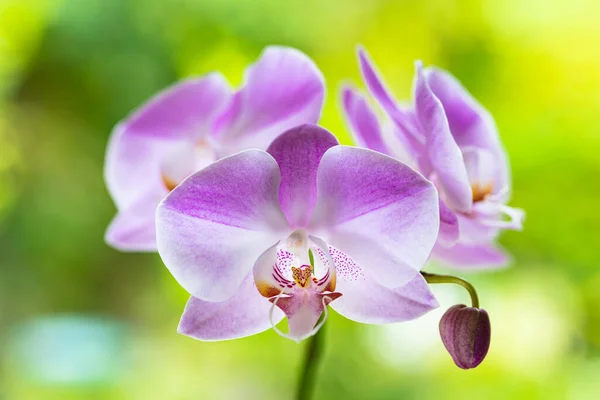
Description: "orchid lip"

(471, 183), (493, 203)
(254, 232), (341, 342)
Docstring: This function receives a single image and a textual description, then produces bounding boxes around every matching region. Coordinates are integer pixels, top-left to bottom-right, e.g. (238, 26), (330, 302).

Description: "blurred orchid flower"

(341, 46), (524, 269)
(156, 125), (440, 342)
(104, 46), (325, 251)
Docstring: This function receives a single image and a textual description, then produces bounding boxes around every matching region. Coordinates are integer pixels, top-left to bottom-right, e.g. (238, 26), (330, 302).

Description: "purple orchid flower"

(156, 124), (441, 342)
(341, 46), (524, 269)
(104, 46), (325, 252)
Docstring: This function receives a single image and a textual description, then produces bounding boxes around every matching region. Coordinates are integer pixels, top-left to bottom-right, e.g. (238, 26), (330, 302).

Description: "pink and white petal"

(433, 242), (510, 270)
(105, 74), (231, 210)
(213, 46), (325, 154)
(472, 201), (525, 232)
(341, 86), (391, 155)
(414, 62), (473, 213)
(266, 125), (338, 228)
(331, 270), (438, 324)
(105, 193), (161, 252)
(456, 212), (500, 245)
(357, 47), (426, 149)
(357, 47), (413, 133)
(462, 147), (496, 192)
(178, 274), (284, 341)
(424, 67), (509, 192)
(253, 243), (297, 298)
(156, 150), (289, 302)
(310, 146), (439, 288)
(438, 199), (459, 247)
(273, 292), (341, 342)
(308, 235), (337, 292)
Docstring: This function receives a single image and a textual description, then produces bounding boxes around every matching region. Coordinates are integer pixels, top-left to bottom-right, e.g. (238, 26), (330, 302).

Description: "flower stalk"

(420, 271), (479, 308)
(296, 323), (326, 400)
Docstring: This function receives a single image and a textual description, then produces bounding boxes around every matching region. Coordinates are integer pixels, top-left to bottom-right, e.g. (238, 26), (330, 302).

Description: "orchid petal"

(178, 274), (284, 341)
(271, 291), (341, 342)
(472, 202), (525, 231)
(455, 212), (500, 245)
(310, 146), (439, 288)
(266, 125), (338, 228)
(331, 268), (438, 324)
(253, 243), (296, 298)
(105, 74), (231, 211)
(156, 150), (289, 302)
(425, 67), (509, 192)
(214, 46), (325, 154)
(455, 201), (524, 245)
(414, 61), (473, 213)
(438, 199), (460, 247)
(433, 242), (510, 269)
(105, 194), (160, 251)
(341, 86), (391, 155)
(309, 235), (337, 292)
(357, 47), (426, 152)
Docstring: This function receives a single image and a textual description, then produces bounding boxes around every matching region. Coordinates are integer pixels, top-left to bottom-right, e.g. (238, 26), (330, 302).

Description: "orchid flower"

(341, 46), (524, 269)
(156, 124), (441, 342)
(104, 46), (325, 251)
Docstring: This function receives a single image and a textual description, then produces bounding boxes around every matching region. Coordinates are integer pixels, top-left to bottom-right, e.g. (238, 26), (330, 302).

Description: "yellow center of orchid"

(291, 265), (313, 288)
(471, 183), (493, 203)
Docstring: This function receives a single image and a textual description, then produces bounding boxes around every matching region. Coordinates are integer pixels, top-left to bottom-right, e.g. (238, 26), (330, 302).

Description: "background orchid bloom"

(104, 46), (325, 252)
(156, 124), (440, 342)
(341, 46), (524, 269)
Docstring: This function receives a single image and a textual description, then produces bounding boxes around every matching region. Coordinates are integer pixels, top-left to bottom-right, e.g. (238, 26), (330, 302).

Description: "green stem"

(296, 324), (326, 400)
(421, 271), (480, 308)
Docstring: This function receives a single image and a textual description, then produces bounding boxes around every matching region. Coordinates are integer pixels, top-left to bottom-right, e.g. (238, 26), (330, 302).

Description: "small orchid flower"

(156, 124), (441, 342)
(105, 46), (325, 251)
(341, 46), (524, 269)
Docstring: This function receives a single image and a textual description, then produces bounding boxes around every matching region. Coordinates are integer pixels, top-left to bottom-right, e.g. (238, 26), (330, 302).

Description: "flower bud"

(439, 304), (491, 369)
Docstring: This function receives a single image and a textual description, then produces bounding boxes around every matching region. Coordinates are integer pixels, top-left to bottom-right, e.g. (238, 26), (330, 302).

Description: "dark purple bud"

(439, 304), (491, 369)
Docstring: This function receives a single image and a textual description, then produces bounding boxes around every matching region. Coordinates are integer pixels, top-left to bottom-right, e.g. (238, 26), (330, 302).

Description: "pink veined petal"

(178, 274), (284, 341)
(433, 242), (510, 270)
(105, 73), (231, 212)
(266, 124), (338, 228)
(455, 212), (500, 245)
(272, 291), (341, 342)
(425, 67), (510, 193)
(213, 46), (325, 154)
(156, 150), (289, 302)
(310, 146), (439, 288)
(471, 201), (525, 231)
(341, 86), (420, 170)
(341, 86), (391, 156)
(357, 46), (426, 150)
(308, 235), (337, 292)
(414, 61), (473, 213)
(105, 191), (162, 251)
(455, 201), (524, 245)
(253, 242), (296, 298)
(438, 199), (460, 247)
(331, 268), (439, 324)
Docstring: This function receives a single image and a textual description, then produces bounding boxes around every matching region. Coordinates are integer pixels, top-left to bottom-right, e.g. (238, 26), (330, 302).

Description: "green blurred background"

(1, 0), (599, 399)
